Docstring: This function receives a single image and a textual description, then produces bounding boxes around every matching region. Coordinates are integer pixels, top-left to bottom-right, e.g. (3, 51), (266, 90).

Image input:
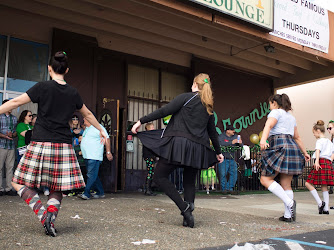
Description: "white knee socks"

(268, 181), (294, 208)
(310, 189), (322, 206)
(284, 190), (294, 218)
(323, 191), (329, 211)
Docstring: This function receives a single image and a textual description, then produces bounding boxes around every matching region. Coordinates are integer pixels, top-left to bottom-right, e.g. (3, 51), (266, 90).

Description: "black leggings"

(153, 158), (198, 212)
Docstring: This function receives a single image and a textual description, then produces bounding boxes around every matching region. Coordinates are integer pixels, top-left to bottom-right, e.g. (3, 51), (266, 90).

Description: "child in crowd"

(305, 120), (334, 214)
(200, 166), (217, 194)
(142, 123), (157, 196)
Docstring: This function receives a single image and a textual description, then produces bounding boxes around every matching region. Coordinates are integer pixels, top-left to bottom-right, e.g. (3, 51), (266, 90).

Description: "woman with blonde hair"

(132, 73), (224, 228)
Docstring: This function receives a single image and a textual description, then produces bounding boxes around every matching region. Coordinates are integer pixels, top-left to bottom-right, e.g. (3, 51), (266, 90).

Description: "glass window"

(7, 37), (48, 92)
(0, 35), (7, 90)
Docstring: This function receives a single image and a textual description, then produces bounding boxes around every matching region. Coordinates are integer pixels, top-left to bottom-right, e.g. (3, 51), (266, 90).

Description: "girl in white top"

(260, 94), (310, 223)
(305, 120), (334, 214)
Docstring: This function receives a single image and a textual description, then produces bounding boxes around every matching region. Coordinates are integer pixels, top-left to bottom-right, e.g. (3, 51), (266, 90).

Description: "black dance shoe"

(318, 201), (325, 214)
(183, 203), (194, 227)
(288, 200), (297, 221)
(278, 216), (293, 222)
(44, 212), (57, 237)
(181, 202), (194, 228)
(322, 210), (329, 214)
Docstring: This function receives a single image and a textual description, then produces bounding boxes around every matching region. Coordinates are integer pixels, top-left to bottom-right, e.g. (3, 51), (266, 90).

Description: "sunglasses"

(327, 127), (332, 131)
(72, 118), (79, 121)
(28, 115), (33, 117)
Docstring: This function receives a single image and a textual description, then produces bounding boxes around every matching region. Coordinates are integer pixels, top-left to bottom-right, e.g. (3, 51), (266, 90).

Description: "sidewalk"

(0, 191), (333, 249)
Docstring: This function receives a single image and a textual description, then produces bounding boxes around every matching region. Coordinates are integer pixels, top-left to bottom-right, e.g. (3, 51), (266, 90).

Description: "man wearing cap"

(218, 124), (242, 194)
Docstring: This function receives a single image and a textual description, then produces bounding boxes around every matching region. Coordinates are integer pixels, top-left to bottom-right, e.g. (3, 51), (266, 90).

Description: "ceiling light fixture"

(264, 44), (275, 53)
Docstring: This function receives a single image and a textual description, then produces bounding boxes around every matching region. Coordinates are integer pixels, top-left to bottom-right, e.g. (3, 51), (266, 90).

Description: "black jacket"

(140, 92), (221, 155)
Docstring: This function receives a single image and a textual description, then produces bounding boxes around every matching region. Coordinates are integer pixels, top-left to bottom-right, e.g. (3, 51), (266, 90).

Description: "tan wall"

(276, 78), (334, 150)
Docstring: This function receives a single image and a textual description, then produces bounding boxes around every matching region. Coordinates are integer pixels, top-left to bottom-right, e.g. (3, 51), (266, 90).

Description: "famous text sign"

(189, 0), (274, 30)
(270, 0), (329, 53)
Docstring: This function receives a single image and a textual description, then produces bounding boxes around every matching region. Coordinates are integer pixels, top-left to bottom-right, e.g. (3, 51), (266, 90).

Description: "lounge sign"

(189, 0), (274, 30)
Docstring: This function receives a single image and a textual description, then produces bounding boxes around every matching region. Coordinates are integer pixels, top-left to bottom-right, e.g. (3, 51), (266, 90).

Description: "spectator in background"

(0, 99), (17, 196)
(25, 114), (37, 146)
(31, 114), (37, 126)
(70, 114), (83, 146)
(218, 125), (242, 194)
(16, 110), (33, 163)
(142, 122), (157, 196)
(327, 120), (334, 195)
(79, 117), (113, 200)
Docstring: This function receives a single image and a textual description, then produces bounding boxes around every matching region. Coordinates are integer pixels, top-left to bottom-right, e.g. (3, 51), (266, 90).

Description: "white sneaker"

(78, 193), (90, 200)
(92, 194), (105, 199)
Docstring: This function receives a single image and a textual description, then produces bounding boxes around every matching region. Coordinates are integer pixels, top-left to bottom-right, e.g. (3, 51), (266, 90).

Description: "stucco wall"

(277, 77), (334, 150)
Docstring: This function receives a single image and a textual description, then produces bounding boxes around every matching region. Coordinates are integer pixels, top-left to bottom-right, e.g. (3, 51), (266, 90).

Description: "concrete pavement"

(0, 191), (333, 249)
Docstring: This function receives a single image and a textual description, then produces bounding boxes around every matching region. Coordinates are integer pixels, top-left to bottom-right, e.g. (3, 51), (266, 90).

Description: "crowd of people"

(1, 51), (333, 237)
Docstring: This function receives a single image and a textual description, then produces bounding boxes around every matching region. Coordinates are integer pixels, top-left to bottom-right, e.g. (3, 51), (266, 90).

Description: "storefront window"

(7, 37), (48, 92)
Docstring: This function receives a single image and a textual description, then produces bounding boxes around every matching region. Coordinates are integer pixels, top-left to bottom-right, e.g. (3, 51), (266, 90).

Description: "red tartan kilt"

(12, 141), (85, 191)
(307, 158), (334, 185)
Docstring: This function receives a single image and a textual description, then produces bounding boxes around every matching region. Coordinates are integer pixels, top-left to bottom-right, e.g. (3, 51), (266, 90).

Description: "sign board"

(270, 0), (329, 53)
(189, 0), (274, 30)
(126, 140), (134, 152)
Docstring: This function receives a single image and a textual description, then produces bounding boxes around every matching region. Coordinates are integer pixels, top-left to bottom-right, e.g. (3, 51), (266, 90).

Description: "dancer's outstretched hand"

(131, 120), (141, 134)
(217, 154), (224, 163)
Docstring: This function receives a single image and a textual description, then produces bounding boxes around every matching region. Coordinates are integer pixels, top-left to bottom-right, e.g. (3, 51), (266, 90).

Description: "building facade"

(0, 0), (333, 191)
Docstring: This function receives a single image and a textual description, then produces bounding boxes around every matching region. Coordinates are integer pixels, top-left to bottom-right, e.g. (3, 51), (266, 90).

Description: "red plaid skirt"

(12, 141), (85, 191)
(307, 158), (334, 185)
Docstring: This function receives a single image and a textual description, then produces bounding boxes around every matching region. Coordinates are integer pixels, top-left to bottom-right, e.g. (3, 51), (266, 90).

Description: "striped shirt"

(0, 113), (17, 149)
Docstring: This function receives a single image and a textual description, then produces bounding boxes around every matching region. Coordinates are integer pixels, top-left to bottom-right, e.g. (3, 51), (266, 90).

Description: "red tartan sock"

(47, 191), (63, 223)
(18, 186), (47, 224)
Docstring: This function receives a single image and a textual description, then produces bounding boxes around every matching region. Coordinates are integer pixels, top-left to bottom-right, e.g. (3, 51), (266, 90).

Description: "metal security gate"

(126, 92), (162, 191)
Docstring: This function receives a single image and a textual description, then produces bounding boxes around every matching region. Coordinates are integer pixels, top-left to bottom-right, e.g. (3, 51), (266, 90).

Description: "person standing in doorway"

(132, 73), (224, 228)
(260, 94), (310, 222)
(142, 122), (157, 196)
(218, 125), (242, 194)
(0, 99), (17, 196)
(1, 51), (108, 237)
(79, 117), (113, 200)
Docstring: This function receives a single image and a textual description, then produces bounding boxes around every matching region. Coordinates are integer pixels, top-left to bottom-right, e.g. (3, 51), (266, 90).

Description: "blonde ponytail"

(194, 73), (213, 115)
